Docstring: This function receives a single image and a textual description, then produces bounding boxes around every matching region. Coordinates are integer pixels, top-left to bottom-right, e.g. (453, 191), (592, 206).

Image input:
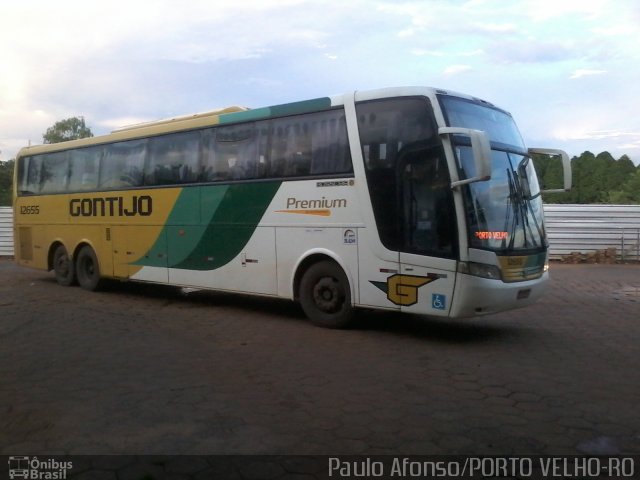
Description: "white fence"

(544, 204), (640, 261)
(1, 204), (640, 261)
(0, 206), (13, 256)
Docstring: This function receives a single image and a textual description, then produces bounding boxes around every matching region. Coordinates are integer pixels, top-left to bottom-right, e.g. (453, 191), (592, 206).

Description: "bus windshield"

(439, 95), (546, 252)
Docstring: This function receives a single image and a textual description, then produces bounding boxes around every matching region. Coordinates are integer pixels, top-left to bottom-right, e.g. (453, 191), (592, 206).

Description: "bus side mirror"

(528, 148), (572, 193)
(439, 127), (492, 188)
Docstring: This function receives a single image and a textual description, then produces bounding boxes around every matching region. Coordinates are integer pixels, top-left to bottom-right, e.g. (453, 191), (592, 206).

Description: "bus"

(13, 87), (571, 328)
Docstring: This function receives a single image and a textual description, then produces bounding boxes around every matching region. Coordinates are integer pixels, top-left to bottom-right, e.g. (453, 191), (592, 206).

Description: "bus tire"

(53, 244), (76, 286)
(76, 245), (103, 291)
(299, 260), (354, 329)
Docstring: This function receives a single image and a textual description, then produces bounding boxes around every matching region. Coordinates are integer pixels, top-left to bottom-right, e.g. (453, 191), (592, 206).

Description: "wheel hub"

(313, 277), (343, 313)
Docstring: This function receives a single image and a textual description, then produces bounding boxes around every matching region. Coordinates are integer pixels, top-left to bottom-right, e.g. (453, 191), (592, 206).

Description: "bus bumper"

(449, 271), (549, 318)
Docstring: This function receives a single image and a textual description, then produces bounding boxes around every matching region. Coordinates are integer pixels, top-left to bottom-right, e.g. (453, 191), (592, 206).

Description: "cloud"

(522, 0), (609, 21)
(411, 49), (444, 57)
(0, 0), (362, 158)
(411, 49), (483, 58)
(377, 1), (449, 38)
(570, 69), (607, 79)
(618, 141), (640, 151)
(0, 109), (56, 158)
(551, 128), (640, 159)
(470, 23), (518, 34)
(559, 130), (640, 141)
(488, 40), (577, 64)
(443, 65), (473, 76)
(398, 28), (417, 38)
(1, 0), (639, 165)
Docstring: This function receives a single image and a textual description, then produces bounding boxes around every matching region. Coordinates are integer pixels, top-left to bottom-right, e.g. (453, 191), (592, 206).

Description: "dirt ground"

(1, 258), (639, 456)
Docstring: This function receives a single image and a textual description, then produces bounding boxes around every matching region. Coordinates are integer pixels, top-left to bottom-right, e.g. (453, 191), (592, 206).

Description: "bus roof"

(15, 86), (489, 159)
(111, 106), (249, 133)
(16, 95), (338, 158)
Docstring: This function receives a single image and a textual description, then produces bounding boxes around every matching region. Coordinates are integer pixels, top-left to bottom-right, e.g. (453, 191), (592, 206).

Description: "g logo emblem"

(371, 274), (442, 306)
(387, 275), (431, 306)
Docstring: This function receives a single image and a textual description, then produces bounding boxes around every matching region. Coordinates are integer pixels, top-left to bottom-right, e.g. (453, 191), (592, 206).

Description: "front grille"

(497, 254), (546, 283)
(501, 264), (545, 282)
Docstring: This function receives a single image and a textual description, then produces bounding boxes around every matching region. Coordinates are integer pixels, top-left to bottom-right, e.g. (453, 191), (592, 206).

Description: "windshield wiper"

(506, 153), (550, 250)
(503, 169), (514, 250)
(522, 196), (544, 246)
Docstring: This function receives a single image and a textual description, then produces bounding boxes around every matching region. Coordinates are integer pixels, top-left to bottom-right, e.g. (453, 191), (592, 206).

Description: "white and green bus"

(13, 87), (570, 327)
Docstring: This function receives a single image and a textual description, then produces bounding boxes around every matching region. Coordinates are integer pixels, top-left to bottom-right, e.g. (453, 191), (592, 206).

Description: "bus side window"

(256, 121), (270, 178)
(271, 110), (353, 179)
(69, 147), (101, 192)
(270, 124), (287, 177)
(40, 151), (70, 194)
(201, 128), (226, 182)
(100, 139), (146, 189)
(309, 111), (352, 175)
(270, 117), (312, 177)
(146, 131), (201, 186)
(18, 156), (39, 195)
(215, 123), (260, 180)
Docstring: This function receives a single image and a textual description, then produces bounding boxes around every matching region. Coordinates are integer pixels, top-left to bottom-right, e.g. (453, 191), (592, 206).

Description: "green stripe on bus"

(218, 98), (332, 125)
(270, 98), (332, 117)
(168, 185), (229, 266)
(172, 182), (281, 271)
(135, 182), (281, 271)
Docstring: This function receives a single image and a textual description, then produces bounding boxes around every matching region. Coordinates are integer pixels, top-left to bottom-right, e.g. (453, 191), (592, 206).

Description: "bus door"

(356, 96), (458, 314)
(356, 138), (401, 312)
(397, 145), (458, 316)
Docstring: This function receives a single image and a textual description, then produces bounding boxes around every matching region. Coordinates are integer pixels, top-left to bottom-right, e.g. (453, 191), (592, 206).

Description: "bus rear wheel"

(76, 245), (103, 291)
(53, 244), (76, 286)
(299, 260), (354, 329)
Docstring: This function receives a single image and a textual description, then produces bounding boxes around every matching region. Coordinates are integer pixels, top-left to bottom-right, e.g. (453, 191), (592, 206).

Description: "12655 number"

(20, 205), (40, 215)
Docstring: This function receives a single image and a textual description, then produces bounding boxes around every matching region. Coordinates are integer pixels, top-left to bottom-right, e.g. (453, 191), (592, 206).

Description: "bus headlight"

(458, 261), (502, 280)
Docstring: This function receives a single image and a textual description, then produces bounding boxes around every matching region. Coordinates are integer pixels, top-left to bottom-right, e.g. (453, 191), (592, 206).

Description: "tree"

(571, 151), (599, 203)
(0, 159), (14, 206)
(608, 169), (640, 204)
(534, 151), (639, 204)
(614, 154), (637, 180)
(43, 117), (93, 144)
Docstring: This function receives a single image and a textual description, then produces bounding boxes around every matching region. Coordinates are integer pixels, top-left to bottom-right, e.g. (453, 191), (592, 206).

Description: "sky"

(1, 0), (639, 164)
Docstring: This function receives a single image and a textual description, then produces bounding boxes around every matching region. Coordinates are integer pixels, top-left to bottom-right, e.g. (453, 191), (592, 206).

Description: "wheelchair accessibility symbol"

(432, 294), (446, 310)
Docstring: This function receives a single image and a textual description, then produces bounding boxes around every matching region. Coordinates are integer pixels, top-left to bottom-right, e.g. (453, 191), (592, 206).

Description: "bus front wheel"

(53, 244), (76, 286)
(299, 260), (354, 329)
(76, 246), (103, 291)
